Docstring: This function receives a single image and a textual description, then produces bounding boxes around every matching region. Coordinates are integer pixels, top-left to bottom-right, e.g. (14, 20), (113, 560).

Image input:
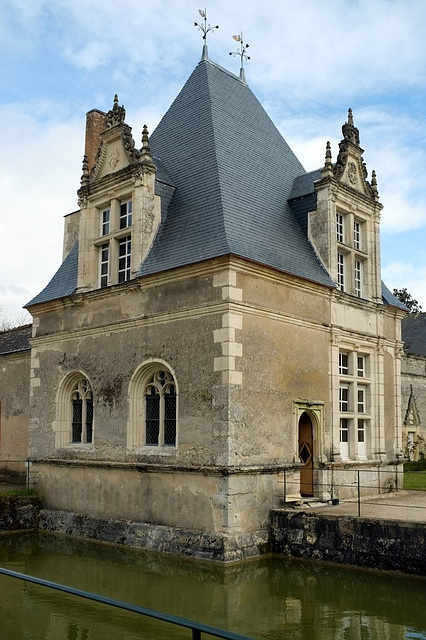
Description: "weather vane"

(229, 32), (250, 82)
(194, 8), (219, 41)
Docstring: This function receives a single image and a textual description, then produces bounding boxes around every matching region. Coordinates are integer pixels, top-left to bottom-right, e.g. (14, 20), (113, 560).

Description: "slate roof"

(0, 324), (32, 355)
(402, 313), (426, 355)
(27, 56), (404, 308)
(289, 169), (322, 200)
(26, 242), (79, 307)
(381, 283), (409, 311)
(138, 59), (334, 288)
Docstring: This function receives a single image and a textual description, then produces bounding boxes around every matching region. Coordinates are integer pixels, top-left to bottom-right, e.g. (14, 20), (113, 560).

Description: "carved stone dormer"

(310, 109), (383, 304)
(90, 95), (140, 182)
(333, 109), (378, 202)
(73, 96), (161, 294)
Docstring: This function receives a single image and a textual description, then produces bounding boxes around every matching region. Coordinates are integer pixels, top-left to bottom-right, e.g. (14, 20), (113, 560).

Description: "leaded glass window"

(70, 378), (93, 444)
(144, 370), (177, 447)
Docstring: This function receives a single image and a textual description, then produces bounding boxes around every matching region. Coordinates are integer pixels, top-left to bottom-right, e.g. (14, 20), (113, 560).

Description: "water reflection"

(0, 532), (424, 639)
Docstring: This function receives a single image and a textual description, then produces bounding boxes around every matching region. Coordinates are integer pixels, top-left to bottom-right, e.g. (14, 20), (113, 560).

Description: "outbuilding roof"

(402, 313), (426, 355)
(0, 324), (32, 355)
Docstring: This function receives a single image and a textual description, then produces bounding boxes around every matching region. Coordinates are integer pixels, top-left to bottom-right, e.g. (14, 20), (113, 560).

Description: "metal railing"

(0, 459), (32, 493)
(282, 465), (426, 518)
(0, 567), (257, 640)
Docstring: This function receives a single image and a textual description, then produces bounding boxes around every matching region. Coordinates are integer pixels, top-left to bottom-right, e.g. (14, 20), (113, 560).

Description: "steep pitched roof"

(381, 282), (409, 311)
(139, 59), (334, 287)
(402, 313), (426, 355)
(26, 242), (79, 307)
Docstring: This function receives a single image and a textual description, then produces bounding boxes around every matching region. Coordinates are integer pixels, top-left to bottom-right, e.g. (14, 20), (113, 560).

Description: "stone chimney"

(84, 109), (107, 173)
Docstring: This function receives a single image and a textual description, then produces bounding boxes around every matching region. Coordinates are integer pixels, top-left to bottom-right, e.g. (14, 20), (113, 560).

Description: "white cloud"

(382, 262), (426, 310)
(1, 0), (426, 319)
(0, 102), (83, 319)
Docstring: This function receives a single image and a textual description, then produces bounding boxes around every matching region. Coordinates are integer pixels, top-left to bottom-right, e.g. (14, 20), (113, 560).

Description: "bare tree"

(0, 307), (31, 331)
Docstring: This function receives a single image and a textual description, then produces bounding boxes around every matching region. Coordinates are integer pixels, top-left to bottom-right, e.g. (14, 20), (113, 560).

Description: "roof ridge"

(203, 63), (231, 254)
(199, 57), (244, 84)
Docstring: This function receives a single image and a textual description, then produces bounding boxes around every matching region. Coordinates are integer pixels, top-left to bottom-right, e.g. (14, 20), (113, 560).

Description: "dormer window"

(353, 219), (362, 250)
(337, 253), (345, 291)
(118, 236), (131, 283)
(94, 197), (133, 287)
(99, 244), (109, 288)
(101, 208), (110, 235)
(336, 213), (345, 243)
(354, 260), (363, 297)
(120, 200), (132, 229)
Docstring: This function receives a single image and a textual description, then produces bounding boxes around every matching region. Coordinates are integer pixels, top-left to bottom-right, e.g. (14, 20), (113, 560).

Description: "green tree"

(392, 288), (422, 313)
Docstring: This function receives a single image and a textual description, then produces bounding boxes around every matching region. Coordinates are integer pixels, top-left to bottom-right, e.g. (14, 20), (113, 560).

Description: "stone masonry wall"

(270, 509), (426, 576)
(0, 496), (41, 532)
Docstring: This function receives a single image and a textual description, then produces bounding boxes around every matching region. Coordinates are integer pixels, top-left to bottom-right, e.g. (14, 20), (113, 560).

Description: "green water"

(0, 532), (425, 640)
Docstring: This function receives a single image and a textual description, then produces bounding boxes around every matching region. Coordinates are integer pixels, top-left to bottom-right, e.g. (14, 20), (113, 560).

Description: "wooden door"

(299, 412), (314, 496)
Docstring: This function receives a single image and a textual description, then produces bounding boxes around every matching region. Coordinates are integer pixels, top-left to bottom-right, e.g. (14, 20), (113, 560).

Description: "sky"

(1, 0), (426, 324)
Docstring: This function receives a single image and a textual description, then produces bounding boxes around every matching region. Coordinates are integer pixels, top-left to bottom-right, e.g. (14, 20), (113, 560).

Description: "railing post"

(283, 468), (287, 504)
(357, 470), (361, 517)
(26, 459), (30, 493)
(192, 629), (202, 640)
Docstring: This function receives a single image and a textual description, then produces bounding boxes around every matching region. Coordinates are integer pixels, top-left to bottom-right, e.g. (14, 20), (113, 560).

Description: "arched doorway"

(298, 412), (314, 496)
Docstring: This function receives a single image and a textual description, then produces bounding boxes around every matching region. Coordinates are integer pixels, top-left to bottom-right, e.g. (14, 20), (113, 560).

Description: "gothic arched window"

(71, 377), (93, 444)
(55, 373), (94, 448)
(144, 370), (176, 446)
(128, 362), (178, 450)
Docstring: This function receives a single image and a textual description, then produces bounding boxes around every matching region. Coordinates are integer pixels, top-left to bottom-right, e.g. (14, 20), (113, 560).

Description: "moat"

(0, 531), (425, 639)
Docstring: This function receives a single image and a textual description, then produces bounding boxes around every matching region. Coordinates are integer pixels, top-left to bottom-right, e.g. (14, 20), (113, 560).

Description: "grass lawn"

(404, 471), (426, 491)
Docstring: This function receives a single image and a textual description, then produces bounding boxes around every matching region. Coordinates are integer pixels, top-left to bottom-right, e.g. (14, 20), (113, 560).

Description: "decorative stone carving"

(106, 94), (126, 128)
(330, 329), (341, 346)
(142, 191), (156, 235)
(108, 148), (120, 169)
(342, 108), (360, 145)
(332, 108), (380, 202)
(348, 162), (357, 185)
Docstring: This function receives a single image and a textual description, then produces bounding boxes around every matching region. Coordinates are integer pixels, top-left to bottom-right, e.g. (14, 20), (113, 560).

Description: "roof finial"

(341, 107), (360, 146)
(140, 124), (151, 159)
(322, 141), (333, 176)
(194, 8), (219, 61)
(80, 154), (89, 187)
(371, 169), (379, 200)
(229, 32), (250, 83)
(107, 94), (126, 128)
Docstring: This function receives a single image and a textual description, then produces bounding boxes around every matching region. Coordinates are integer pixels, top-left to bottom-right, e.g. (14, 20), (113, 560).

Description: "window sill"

(59, 443), (95, 451)
(130, 446), (177, 456)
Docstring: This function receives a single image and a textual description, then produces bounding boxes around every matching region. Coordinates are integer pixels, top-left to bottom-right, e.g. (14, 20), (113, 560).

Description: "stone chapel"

(1, 47), (408, 560)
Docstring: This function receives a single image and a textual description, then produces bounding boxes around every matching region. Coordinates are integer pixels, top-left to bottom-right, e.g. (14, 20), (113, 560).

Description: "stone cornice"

(30, 458), (290, 475)
(314, 174), (383, 213)
(29, 254), (331, 317)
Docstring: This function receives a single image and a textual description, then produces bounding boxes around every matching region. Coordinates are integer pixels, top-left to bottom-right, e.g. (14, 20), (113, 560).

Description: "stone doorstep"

(285, 496), (331, 509)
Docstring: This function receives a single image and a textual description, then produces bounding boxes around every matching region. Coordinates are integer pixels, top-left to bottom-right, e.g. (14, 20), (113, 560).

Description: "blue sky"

(1, 0), (426, 323)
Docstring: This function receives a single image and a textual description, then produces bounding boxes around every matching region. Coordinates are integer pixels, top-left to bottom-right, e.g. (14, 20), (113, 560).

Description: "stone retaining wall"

(270, 509), (426, 576)
(3, 498), (426, 574)
(39, 509), (268, 562)
(0, 495), (41, 532)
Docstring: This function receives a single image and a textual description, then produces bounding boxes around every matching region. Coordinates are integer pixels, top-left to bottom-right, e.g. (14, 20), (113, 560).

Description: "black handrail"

(0, 567), (257, 640)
